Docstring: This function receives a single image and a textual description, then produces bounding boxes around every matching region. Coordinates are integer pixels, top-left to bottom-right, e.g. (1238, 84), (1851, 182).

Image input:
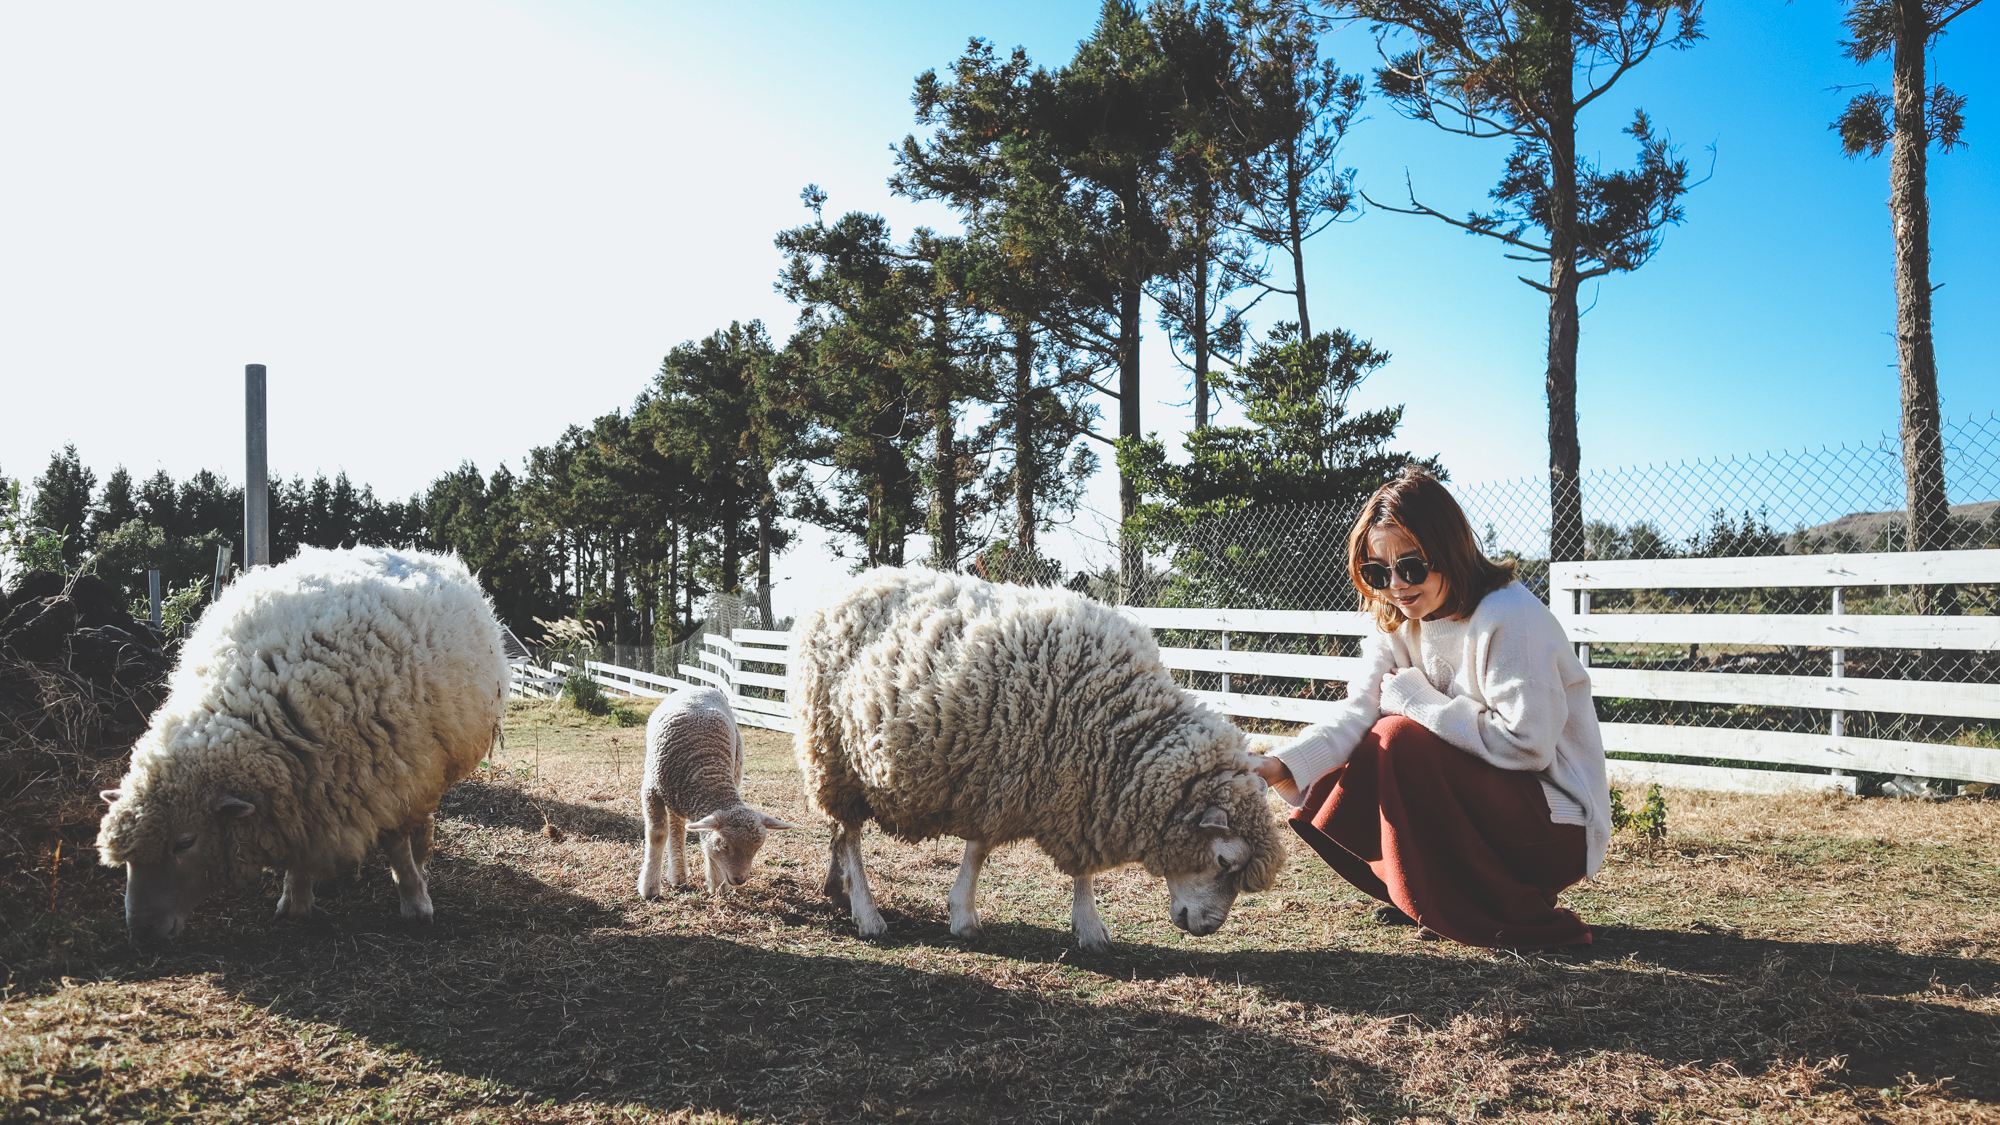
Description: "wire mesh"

(1066, 413), (2000, 782)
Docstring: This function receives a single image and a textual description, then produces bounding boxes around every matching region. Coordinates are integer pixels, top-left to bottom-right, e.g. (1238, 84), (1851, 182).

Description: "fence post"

(210, 543), (233, 603)
(148, 569), (162, 628)
(244, 364), (270, 568)
(1829, 585), (1846, 777)
(1576, 589), (1591, 667)
(1219, 631), (1230, 695)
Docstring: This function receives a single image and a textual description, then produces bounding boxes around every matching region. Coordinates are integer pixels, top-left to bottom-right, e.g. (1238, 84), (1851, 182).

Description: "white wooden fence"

(514, 548), (1999, 795)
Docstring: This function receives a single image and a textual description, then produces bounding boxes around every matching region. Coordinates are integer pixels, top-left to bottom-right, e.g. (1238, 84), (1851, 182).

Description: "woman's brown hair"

(1347, 466), (1518, 632)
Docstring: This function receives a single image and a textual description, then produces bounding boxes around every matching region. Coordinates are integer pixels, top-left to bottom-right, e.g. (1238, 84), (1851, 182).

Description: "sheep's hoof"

(949, 912), (982, 941)
(854, 913), (888, 940)
(399, 898), (435, 924)
(1074, 921), (1114, 953)
(273, 896), (312, 920)
(637, 881), (661, 900)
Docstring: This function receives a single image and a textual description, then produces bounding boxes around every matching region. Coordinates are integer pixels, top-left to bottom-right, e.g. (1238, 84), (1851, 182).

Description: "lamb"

(791, 567), (1286, 952)
(637, 686), (796, 896)
(96, 546), (509, 940)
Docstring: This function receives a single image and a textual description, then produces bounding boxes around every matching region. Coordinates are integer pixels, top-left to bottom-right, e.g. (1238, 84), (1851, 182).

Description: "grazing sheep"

(638, 686), (796, 896)
(96, 547), (508, 940)
(792, 567), (1285, 952)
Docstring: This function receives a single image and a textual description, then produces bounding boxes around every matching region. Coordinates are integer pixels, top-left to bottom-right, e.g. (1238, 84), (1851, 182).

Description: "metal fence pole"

(1219, 631), (1230, 695)
(244, 364), (270, 568)
(148, 569), (162, 628)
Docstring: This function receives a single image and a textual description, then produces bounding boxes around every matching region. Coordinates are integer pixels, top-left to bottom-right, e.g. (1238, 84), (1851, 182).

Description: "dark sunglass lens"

(1396, 559), (1430, 586)
(1359, 563), (1392, 589)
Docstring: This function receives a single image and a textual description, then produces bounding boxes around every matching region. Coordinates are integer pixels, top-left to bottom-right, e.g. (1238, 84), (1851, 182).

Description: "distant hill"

(1793, 500), (2000, 548)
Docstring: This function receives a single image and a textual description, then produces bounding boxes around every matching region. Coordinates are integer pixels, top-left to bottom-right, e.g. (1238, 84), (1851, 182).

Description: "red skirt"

(1291, 715), (1591, 950)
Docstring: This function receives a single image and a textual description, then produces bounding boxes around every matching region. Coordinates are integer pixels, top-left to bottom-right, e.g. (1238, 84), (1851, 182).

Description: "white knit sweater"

(1270, 581), (1612, 877)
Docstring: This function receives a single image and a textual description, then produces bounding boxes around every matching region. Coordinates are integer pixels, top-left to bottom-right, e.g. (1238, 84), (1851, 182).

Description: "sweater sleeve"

(1266, 629), (1400, 807)
(1384, 613), (1571, 773)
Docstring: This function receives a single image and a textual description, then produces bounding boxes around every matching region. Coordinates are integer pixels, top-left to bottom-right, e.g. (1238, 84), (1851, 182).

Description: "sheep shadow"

(187, 855), (1398, 1125)
(440, 778), (642, 843)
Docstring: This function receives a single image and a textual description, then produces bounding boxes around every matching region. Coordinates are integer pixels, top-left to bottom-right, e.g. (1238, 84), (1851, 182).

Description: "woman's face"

(1365, 524), (1449, 621)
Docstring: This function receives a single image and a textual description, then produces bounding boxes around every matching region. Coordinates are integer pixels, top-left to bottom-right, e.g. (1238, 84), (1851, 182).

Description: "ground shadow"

(443, 779), (642, 843)
(180, 858), (1396, 1124)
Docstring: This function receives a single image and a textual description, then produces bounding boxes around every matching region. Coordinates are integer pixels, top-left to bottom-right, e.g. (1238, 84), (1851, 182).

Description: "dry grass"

(3, 696), (1998, 1123)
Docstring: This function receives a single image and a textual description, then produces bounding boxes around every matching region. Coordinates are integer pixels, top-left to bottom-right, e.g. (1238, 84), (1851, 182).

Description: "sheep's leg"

(384, 831), (434, 923)
(1070, 874), (1112, 953)
(822, 823), (850, 911)
(947, 839), (991, 940)
(665, 810), (689, 886)
(638, 792), (669, 898)
(702, 838), (727, 895)
(837, 823), (886, 938)
(275, 869), (315, 918)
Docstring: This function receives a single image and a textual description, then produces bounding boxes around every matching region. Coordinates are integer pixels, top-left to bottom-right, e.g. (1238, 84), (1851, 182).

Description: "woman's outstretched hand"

(1250, 754), (1293, 786)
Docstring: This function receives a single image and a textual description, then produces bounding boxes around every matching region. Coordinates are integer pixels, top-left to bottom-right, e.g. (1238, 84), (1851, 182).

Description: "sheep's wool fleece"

(642, 687), (745, 818)
(97, 547), (509, 877)
(792, 567), (1283, 889)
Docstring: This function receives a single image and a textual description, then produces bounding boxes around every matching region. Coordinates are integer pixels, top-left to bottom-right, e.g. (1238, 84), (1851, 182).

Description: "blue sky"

(0, 0), (1993, 604)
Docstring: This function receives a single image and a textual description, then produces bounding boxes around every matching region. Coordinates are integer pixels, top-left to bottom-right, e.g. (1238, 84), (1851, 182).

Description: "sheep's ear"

(215, 795), (256, 819)
(758, 813), (798, 831)
(100, 789), (123, 805)
(687, 814), (721, 832)
(1196, 807), (1230, 835)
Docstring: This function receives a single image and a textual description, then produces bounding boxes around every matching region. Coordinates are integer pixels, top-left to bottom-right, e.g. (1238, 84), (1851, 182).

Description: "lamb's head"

(97, 781), (258, 942)
(1154, 758), (1285, 938)
(688, 804), (798, 892)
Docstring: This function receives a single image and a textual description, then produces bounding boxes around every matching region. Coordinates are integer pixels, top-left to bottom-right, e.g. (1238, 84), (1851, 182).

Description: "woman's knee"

(1371, 715), (1457, 769)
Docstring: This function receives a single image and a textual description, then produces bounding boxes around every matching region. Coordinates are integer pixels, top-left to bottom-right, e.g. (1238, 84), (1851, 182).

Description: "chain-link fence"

(1060, 414), (2000, 784)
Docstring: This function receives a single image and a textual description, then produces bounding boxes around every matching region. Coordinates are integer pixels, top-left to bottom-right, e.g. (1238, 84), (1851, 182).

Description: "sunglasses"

(1358, 557), (1431, 590)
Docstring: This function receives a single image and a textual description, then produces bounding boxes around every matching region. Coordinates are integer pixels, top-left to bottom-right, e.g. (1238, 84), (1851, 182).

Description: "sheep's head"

(689, 805), (798, 892)
(1156, 759), (1284, 938)
(97, 785), (257, 942)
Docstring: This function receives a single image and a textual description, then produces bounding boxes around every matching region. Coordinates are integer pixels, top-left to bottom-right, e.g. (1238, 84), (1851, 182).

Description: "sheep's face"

(690, 805), (798, 891)
(1162, 807), (1258, 937)
(100, 788), (255, 942)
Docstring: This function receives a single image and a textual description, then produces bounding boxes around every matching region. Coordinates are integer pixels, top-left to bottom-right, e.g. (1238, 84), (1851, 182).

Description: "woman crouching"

(1249, 467), (1610, 951)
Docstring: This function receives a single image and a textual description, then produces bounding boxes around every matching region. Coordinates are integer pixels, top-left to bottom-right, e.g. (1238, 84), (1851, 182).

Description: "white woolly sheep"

(792, 567), (1286, 952)
(637, 686), (796, 896)
(96, 547), (509, 940)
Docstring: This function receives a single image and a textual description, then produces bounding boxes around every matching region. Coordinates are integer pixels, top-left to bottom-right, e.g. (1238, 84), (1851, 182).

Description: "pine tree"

(1353, 0), (1703, 562)
(1831, 0), (1984, 606)
(27, 445), (96, 567)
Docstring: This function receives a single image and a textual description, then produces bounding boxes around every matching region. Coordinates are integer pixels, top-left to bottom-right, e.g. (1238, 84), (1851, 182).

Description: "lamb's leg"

(665, 810), (689, 886)
(837, 823), (886, 938)
(702, 838), (727, 895)
(1070, 874), (1112, 953)
(947, 839), (991, 940)
(275, 869), (314, 918)
(384, 832), (434, 923)
(822, 823), (850, 910)
(638, 792), (669, 898)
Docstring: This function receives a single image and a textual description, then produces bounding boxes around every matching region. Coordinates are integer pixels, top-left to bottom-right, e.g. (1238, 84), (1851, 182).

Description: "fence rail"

(512, 546), (1998, 795)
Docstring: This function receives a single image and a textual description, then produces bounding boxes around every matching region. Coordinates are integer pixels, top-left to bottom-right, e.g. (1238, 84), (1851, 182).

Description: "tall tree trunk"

(1194, 183), (1213, 430)
(756, 482), (775, 628)
(1288, 141), (1311, 343)
(1117, 276), (1144, 604)
(722, 498), (740, 596)
(932, 392), (959, 571)
(1544, 17), (1585, 567)
(1013, 323), (1038, 553)
(1890, 0), (1954, 613)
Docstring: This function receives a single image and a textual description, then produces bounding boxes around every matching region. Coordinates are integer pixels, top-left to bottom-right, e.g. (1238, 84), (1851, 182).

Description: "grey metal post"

(148, 569), (162, 628)
(1219, 631), (1230, 696)
(245, 364), (270, 568)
